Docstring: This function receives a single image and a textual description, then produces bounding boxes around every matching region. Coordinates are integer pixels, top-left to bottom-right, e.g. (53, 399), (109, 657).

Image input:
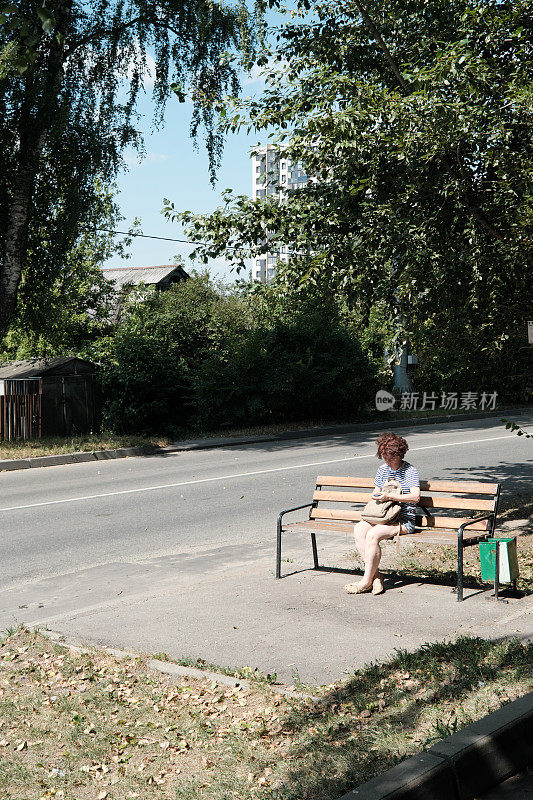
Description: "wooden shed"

(0, 357), (99, 440)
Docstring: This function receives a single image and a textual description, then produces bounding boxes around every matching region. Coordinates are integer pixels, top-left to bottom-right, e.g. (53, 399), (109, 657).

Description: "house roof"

(101, 264), (189, 289)
(0, 357), (95, 379)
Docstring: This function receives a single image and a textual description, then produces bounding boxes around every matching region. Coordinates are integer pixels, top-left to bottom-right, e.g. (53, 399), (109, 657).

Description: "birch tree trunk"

(0, 1), (72, 339)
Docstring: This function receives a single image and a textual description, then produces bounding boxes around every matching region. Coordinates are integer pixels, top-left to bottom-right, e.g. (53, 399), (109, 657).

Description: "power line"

(94, 227), (251, 254)
(96, 228), (199, 245)
(94, 227), (310, 258)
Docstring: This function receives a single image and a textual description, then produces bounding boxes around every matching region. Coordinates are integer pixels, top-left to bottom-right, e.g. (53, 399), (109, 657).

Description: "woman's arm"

(378, 487), (421, 503)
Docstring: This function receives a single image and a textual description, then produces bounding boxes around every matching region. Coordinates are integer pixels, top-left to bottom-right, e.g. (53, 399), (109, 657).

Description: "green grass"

(0, 433), (169, 461)
(0, 628), (532, 800)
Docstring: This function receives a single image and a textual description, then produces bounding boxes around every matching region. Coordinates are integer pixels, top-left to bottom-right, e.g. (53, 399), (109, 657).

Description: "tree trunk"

(0, 1), (72, 340)
(0, 134), (46, 338)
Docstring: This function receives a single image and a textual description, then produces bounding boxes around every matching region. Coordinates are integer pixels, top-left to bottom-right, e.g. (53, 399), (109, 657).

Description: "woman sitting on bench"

(345, 432), (420, 596)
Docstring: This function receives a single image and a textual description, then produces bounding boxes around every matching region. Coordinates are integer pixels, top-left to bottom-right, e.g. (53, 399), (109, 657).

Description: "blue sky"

(108, 69), (267, 283)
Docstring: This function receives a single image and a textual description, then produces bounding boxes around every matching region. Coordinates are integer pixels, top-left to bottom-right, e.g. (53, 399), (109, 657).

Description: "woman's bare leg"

(362, 523), (403, 585)
(345, 521), (373, 592)
(354, 520), (372, 564)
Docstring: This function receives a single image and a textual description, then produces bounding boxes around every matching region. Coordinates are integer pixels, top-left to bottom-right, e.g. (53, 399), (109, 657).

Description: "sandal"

(372, 573), (385, 595)
(344, 582), (372, 594)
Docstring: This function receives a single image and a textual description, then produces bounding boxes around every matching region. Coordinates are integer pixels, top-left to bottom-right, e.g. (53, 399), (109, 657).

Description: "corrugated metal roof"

(102, 265), (187, 289)
(0, 357), (94, 379)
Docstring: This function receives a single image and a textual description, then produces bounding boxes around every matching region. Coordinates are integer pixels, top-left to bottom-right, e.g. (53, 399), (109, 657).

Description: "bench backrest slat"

(316, 475), (498, 494)
(316, 476), (375, 489)
(310, 475), (500, 532)
(312, 489), (495, 512)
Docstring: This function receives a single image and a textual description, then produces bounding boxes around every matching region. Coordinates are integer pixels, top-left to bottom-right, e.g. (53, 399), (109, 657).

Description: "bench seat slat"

(283, 520), (487, 544)
(316, 475), (498, 495)
(310, 508), (490, 530)
(312, 490), (494, 511)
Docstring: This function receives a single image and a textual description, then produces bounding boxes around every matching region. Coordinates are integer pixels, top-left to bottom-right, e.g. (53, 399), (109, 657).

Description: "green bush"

(92, 273), (378, 435)
(97, 331), (186, 435)
(191, 306), (375, 430)
(410, 312), (533, 403)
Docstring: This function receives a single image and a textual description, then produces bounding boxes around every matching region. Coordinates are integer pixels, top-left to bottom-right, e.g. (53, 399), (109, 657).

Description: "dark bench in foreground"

(277, 476), (501, 601)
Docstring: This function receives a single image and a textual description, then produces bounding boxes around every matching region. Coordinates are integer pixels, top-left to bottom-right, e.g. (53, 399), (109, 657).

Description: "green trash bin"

(480, 537), (519, 583)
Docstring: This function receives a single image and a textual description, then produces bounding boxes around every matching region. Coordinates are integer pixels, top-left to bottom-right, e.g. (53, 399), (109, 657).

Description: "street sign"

(528, 321), (533, 344)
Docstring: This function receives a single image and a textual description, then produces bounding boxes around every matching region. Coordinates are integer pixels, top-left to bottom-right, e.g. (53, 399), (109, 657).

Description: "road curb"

(148, 658), (250, 689)
(0, 445), (153, 472)
(39, 630), (312, 699)
(338, 692), (533, 800)
(0, 407), (530, 472)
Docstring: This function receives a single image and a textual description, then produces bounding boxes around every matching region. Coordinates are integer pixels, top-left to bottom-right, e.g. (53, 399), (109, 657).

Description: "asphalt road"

(0, 413), (532, 683)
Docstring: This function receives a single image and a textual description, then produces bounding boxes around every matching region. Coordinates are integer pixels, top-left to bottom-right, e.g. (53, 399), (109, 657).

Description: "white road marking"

(0, 434), (516, 513)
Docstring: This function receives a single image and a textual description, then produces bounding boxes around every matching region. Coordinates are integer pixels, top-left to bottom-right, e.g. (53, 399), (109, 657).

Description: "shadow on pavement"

(147, 412), (533, 458)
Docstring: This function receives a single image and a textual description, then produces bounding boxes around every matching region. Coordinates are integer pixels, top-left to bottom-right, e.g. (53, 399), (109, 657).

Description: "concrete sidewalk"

(6, 536), (532, 686)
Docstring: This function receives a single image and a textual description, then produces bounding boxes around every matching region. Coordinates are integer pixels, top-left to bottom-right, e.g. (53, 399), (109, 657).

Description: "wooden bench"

(276, 476), (501, 601)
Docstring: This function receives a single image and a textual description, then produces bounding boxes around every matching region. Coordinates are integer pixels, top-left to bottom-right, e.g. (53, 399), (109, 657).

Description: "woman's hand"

(380, 489), (421, 504)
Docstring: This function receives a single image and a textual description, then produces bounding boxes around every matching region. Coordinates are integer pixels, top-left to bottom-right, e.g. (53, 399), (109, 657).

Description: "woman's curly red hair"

(376, 432), (409, 460)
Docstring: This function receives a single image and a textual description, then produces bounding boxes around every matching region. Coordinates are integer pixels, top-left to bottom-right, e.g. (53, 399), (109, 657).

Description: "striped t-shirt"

(374, 461), (420, 522)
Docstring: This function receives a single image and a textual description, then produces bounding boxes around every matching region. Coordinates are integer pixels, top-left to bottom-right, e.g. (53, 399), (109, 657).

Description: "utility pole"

(393, 345), (414, 394)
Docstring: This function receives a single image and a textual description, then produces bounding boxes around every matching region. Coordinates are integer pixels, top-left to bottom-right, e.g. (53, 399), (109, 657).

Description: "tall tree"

(165, 0), (533, 392)
(0, 0), (259, 338)
(0, 181), (133, 359)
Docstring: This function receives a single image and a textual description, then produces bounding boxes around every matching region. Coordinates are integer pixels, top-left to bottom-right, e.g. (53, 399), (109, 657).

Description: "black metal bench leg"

(276, 516), (282, 579)
(311, 532), (319, 569)
(457, 531), (464, 602)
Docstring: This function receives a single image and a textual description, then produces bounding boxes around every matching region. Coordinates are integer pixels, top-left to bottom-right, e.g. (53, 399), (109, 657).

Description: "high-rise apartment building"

(251, 144), (310, 283)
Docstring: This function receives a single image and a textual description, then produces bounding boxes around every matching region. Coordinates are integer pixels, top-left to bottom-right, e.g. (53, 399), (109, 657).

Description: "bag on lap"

(361, 479), (402, 525)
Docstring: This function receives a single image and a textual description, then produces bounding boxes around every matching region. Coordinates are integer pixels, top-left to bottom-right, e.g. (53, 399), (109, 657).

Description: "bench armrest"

(278, 503), (313, 526)
(458, 514), (494, 538)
